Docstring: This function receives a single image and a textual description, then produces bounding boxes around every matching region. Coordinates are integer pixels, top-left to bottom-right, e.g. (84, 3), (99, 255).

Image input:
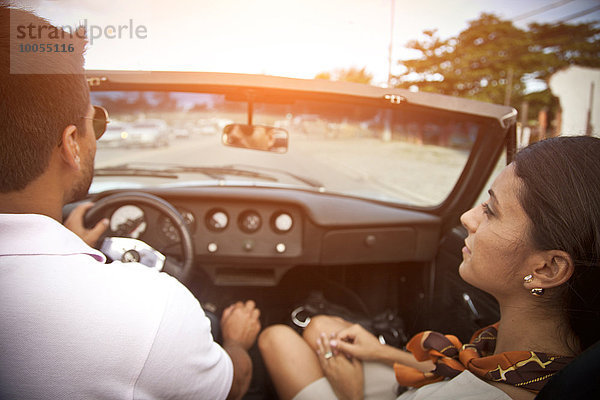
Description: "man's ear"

(530, 250), (574, 289)
(59, 124), (81, 170)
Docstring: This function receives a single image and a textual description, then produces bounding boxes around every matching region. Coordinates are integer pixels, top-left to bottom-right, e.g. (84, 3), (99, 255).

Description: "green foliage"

(528, 21), (600, 80)
(314, 67), (373, 84)
(395, 13), (600, 115)
(522, 88), (560, 124)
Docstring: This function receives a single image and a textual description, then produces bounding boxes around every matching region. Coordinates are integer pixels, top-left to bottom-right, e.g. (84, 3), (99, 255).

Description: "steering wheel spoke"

(100, 236), (166, 270)
(84, 192), (195, 282)
(163, 257), (186, 280)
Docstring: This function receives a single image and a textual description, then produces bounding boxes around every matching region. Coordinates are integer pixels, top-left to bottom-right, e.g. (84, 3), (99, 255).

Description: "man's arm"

(63, 202), (108, 247)
(220, 300), (261, 400)
(222, 341), (253, 400)
(130, 274), (240, 400)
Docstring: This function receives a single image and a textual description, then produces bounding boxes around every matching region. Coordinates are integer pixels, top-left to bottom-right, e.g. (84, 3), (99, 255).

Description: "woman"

(259, 136), (600, 400)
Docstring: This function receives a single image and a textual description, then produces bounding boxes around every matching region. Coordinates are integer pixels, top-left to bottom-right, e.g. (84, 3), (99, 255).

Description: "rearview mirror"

(222, 124), (288, 153)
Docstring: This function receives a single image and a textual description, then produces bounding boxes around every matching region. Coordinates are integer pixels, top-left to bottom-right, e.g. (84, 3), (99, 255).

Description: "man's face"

(66, 104), (96, 203)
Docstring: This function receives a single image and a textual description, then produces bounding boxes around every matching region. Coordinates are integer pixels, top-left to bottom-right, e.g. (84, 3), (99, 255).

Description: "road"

(94, 134), (471, 206)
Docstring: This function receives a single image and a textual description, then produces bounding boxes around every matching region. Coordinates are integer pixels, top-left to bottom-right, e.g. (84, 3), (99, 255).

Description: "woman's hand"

(330, 323), (385, 362)
(316, 332), (364, 400)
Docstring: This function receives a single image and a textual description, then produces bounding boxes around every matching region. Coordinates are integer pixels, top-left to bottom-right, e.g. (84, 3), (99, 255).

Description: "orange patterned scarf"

(393, 323), (574, 393)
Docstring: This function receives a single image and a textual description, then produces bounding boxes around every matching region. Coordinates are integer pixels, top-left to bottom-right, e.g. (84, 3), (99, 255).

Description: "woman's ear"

(530, 250), (574, 289)
(59, 124), (81, 170)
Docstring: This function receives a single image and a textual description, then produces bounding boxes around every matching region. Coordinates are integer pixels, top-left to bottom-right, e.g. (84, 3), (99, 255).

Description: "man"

(0, 6), (260, 399)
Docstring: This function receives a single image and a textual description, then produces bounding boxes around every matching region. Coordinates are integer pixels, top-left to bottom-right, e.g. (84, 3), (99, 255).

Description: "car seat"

(535, 339), (600, 399)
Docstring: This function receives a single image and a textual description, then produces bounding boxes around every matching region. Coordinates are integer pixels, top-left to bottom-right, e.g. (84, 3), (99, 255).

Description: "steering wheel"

(84, 192), (195, 282)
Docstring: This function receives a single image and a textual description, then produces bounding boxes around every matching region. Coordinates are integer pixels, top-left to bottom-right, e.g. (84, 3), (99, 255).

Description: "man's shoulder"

(0, 213), (106, 261)
(3, 251), (195, 326)
(80, 259), (192, 309)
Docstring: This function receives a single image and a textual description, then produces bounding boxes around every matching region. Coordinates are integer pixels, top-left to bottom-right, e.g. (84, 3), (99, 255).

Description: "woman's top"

(396, 370), (511, 400)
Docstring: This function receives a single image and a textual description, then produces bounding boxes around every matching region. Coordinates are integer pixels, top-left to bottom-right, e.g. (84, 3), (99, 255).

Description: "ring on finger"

(323, 351), (334, 359)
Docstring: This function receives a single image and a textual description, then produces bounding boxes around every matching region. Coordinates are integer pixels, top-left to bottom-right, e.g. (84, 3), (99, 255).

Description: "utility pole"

(504, 68), (514, 106)
(519, 101), (530, 148)
(585, 82), (594, 136)
(382, 0), (395, 142)
(387, 0), (395, 88)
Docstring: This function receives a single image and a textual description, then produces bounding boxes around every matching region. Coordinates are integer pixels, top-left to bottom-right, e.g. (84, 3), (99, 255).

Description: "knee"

(303, 315), (329, 341)
(302, 315), (345, 343)
(258, 324), (297, 356)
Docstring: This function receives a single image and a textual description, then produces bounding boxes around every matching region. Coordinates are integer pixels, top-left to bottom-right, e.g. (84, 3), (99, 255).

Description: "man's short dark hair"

(0, 5), (90, 192)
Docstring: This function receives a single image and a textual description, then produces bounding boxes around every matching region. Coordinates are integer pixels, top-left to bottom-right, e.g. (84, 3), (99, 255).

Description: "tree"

(315, 66), (373, 84)
(395, 13), (600, 117)
(315, 71), (332, 80)
(528, 21), (600, 80)
(152, 92), (179, 112)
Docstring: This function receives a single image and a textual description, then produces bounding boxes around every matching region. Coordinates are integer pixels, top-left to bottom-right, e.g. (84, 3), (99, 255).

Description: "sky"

(9, 0), (600, 86)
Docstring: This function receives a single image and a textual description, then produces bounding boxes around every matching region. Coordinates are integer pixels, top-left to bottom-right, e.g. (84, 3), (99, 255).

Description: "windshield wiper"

(170, 166), (279, 181)
(224, 164), (324, 189)
(94, 164), (278, 182)
(94, 163), (324, 189)
(94, 166), (178, 179)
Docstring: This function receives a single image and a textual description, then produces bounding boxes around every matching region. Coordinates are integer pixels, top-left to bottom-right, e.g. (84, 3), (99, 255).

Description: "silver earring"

(531, 288), (545, 297)
(524, 274), (533, 283)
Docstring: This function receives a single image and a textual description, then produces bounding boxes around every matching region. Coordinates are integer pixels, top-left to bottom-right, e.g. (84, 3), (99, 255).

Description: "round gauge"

(110, 205), (147, 239)
(160, 218), (179, 242)
(206, 209), (229, 232)
(238, 210), (262, 233)
(160, 208), (196, 241)
(272, 212), (293, 233)
(180, 210), (195, 227)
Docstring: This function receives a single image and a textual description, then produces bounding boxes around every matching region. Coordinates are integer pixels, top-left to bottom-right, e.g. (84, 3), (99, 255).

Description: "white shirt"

(0, 213), (233, 400)
(397, 370), (512, 400)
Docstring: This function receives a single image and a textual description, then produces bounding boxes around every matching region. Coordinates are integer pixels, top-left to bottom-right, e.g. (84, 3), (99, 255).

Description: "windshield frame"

(88, 70), (516, 218)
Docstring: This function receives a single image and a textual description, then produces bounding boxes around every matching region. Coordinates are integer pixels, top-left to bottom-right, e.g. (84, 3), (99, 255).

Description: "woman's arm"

(316, 332), (364, 400)
(331, 324), (434, 372)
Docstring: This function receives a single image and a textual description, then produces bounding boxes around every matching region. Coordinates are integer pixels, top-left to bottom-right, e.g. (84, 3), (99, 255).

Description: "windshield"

(92, 90), (481, 207)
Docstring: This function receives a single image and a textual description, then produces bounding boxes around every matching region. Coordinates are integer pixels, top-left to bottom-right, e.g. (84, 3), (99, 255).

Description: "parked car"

(80, 70), (517, 399)
(97, 122), (129, 148)
(125, 119), (170, 148)
(196, 119), (220, 135)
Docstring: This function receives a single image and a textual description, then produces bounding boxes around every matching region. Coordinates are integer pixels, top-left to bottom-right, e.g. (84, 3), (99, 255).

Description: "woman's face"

(459, 164), (539, 299)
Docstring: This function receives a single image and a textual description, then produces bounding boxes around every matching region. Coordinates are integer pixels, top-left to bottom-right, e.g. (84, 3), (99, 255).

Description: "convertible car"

(77, 70), (518, 398)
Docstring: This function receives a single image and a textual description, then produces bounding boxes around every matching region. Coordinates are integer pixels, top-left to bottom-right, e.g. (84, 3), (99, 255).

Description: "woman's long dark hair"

(513, 136), (600, 351)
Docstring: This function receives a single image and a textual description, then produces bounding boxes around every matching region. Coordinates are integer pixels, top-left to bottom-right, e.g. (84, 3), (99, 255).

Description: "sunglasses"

(81, 105), (110, 140)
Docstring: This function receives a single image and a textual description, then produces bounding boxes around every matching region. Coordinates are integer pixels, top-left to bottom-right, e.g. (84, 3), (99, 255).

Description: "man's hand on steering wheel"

(80, 192), (195, 282)
(64, 202), (109, 247)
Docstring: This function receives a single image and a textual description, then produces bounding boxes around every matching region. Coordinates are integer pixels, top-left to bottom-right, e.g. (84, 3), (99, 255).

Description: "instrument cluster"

(202, 208), (295, 235)
(107, 200), (302, 259)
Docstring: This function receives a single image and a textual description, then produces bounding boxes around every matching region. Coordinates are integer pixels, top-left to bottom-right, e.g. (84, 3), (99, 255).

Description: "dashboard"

(90, 186), (442, 286)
